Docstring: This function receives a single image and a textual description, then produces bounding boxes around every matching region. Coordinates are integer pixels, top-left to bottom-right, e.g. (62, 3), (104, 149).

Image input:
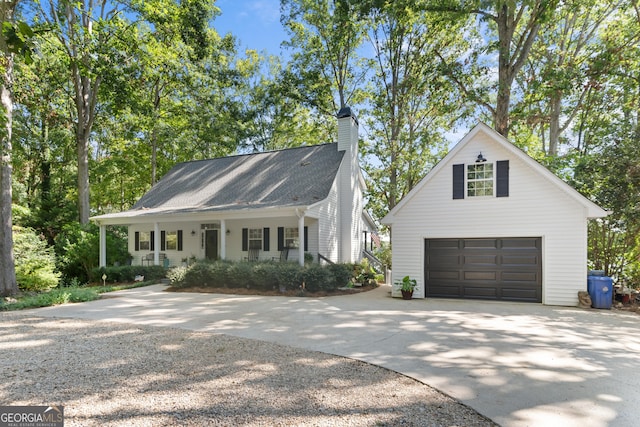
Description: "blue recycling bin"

(587, 275), (613, 309)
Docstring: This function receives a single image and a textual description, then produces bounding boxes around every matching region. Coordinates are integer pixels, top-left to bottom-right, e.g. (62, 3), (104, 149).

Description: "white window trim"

(467, 163), (494, 197)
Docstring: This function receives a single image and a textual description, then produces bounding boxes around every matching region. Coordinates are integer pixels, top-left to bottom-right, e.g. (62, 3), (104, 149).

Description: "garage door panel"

(502, 238), (540, 249)
(502, 255), (538, 266)
(425, 237), (541, 303)
(464, 255), (497, 265)
(502, 271), (538, 282)
(501, 288), (539, 302)
(428, 270), (460, 280)
(464, 287), (498, 298)
(464, 271), (497, 280)
(428, 255), (461, 266)
(463, 239), (498, 249)
(428, 285), (463, 297)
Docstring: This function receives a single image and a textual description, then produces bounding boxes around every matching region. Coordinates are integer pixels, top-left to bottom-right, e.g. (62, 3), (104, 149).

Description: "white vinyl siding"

(308, 176), (340, 263)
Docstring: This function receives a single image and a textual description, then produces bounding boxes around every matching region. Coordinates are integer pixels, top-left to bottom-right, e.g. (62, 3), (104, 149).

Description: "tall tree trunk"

(0, 0), (18, 296)
(548, 91), (562, 156)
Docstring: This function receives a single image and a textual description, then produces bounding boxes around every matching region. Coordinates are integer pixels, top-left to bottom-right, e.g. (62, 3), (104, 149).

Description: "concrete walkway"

(30, 284), (640, 427)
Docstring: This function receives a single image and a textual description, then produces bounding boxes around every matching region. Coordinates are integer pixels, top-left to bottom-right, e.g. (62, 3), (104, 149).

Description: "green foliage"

(395, 275), (417, 292)
(1, 287), (100, 311)
(166, 266), (188, 288)
(13, 226), (60, 292)
(301, 263), (333, 292)
(55, 223), (130, 284)
(0, 282), (156, 311)
(374, 241), (391, 269)
(326, 263), (353, 288)
(168, 260), (356, 293)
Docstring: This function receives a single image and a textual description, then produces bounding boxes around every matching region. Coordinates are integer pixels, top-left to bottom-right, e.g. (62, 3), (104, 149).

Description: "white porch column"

(220, 219), (226, 260)
(298, 213), (305, 266)
(99, 223), (107, 267)
(154, 222), (160, 265)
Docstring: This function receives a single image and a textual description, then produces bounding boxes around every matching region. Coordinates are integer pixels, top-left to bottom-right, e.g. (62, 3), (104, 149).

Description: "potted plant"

(395, 275), (417, 300)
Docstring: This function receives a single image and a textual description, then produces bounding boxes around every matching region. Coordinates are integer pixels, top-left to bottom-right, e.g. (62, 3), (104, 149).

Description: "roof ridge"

(177, 142), (337, 166)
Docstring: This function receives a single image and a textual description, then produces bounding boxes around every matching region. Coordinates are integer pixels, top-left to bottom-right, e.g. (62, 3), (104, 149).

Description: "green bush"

(13, 226), (60, 292)
(301, 263), (333, 292)
(227, 262), (254, 288)
(251, 263), (279, 290)
(55, 223), (130, 284)
(166, 260), (358, 293)
(0, 286), (101, 311)
(327, 263), (354, 288)
(275, 262), (303, 291)
(167, 266), (188, 288)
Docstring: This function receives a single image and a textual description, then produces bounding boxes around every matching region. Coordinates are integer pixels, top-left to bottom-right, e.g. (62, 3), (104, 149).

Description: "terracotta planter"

(401, 290), (413, 300)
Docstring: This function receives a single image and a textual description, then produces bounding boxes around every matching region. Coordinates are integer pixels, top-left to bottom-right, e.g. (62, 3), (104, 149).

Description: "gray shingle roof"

(131, 143), (344, 213)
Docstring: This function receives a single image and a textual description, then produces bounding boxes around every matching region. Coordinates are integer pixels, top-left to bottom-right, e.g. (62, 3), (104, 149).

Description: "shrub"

(251, 263), (279, 290)
(167, 266), (188, 288)
(327, 263), (354, 288)
(55, 223), (130, 284)
(301, 263), (334, 292)
(167, 260), (358, 293)
(1, 286), (101, 311)
(227, 262), (255, 288)
(275, 262), (303, 291)
(13, 226), (60, 292)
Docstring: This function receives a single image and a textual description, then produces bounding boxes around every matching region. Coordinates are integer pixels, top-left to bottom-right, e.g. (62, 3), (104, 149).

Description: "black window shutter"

(177, 230), (183, 251)
(277, 227), (284, 251)
(304, 226), (308, 251)
(150, 231), (155, 251)
(161, 231), (166, 251)
(453, 164), (465, 199)
(263, 228), (270, 251)
(135, 232), (140, 251)
(242, 228), (248, 251)
(496, 160), (509, 197)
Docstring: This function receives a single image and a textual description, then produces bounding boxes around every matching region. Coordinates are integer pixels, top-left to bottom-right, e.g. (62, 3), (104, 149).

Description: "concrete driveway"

(30, 284), (640, 427)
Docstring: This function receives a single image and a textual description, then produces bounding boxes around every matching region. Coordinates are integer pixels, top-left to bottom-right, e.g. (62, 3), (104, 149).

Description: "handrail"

(363, 250), (384, 274)
(318, 253), (335, 265)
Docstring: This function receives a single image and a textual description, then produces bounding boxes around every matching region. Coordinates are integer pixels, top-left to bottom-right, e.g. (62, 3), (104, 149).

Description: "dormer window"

(467, 163), (494, 197)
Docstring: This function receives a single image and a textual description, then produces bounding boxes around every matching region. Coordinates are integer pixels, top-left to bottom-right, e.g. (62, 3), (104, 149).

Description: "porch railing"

(318, 253), (334, 265)
(363, 250), (384, 274)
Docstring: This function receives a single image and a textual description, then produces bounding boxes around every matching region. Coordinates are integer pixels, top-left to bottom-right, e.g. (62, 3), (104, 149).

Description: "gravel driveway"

(1, 313), (496, 426)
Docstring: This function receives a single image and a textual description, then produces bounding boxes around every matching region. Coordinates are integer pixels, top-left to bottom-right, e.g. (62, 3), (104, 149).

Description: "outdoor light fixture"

(476, 152), (487, 163)
(191, 230), (196, 236)
(226, 229), (231, 235)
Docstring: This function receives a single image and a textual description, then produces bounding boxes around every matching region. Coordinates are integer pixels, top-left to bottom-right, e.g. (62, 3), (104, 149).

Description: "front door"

(205, 229), (218, 260)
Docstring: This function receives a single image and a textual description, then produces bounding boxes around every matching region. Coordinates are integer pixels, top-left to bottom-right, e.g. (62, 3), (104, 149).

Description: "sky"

(214, 0), (288, 56)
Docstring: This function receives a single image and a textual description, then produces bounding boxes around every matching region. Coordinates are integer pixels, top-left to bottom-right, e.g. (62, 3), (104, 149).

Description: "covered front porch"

(95, 208), (322, 268)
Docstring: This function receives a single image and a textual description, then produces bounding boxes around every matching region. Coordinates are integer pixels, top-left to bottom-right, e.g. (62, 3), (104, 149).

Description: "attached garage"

(382, 123), (608, 306)
(424, 238), (541, 302)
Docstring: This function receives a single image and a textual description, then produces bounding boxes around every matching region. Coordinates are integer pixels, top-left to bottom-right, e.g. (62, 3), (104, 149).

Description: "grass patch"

(0, 280), (157, 311)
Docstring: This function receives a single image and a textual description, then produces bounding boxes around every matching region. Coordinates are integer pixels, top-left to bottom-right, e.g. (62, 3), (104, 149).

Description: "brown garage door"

(424, 238), (542, 302)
